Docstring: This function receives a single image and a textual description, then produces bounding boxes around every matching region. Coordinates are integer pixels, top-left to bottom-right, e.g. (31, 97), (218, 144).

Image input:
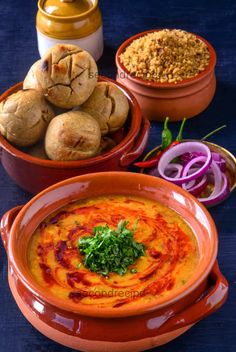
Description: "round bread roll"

(45, 111), (101, 161)
(0, 89), (54, 147)
(80, 82), (129, 135)
(23, 44), (98, 109)
(23, 60), (42, 92)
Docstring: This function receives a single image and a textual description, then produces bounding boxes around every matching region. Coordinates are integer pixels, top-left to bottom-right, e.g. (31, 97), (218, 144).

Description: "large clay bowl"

(116, 29), (217, 121)
(0, 172), (228, 351)
(0, 76), (150, 194)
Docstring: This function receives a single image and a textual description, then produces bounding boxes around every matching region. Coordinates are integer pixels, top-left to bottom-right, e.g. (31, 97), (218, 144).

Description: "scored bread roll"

(23, 44), (98, 109)
(0, 89), (54, 147)
(45, 111), (101, 161)
(80, 82), (129, 135)
(23, 60), (42, 92)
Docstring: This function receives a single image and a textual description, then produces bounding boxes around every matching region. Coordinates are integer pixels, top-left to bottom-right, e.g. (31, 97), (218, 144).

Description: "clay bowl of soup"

(0, 77), (150, 194)
(1, 172), (228, 351)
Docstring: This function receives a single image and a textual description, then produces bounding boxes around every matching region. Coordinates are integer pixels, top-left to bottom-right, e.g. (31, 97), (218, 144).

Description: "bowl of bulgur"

(116, 29), (217, 121)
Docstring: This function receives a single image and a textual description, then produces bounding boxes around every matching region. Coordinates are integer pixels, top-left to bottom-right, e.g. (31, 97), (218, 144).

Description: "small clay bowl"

(0, 76), (150, 194)
(0, 172), (228, 351)
(116, 29), (217, 121)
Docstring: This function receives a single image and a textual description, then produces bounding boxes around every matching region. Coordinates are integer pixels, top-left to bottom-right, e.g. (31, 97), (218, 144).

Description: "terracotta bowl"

(116, 29), (217, 121)
(0, 76), (150, 194)
(0, 172), (228, 351)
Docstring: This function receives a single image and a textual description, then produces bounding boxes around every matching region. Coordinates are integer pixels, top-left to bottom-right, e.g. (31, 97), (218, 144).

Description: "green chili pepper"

(161, 117), (172, 150)
(176, 118), (187, 142)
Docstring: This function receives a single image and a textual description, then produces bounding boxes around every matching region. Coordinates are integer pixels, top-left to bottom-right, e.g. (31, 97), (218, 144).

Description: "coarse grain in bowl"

(0, 172), (228, 351)
(116, 29), (217, 121)
(0, 76), (150, 194)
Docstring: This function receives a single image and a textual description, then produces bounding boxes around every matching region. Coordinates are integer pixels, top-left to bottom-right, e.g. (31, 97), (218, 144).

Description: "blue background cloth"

(0, 0), (235, 351)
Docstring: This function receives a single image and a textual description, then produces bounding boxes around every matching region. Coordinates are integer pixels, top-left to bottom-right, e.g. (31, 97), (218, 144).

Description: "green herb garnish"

(130, 268), (138, 274)
(78, 220), (145, 276)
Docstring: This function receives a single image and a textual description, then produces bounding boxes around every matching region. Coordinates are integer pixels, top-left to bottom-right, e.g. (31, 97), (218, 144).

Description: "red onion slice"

(186, 174), (208, 196)
(181, 156), (207, 178)
(211, 152), (222, 162)
(149, 163), (183, 178)
(158, 142), (212, 185)
(211, 152), (226, 172)
(215, 159), (226, 172)
(185, 179), (196, 190)
(181, 151), (226, 167)
(197, 161), (229, 206)
(164, 163), (183, 178)
(184, 167), (200, 189)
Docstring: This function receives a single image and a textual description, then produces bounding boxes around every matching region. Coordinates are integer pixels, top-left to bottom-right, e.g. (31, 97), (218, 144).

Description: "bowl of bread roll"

(0, 44), (150, 194)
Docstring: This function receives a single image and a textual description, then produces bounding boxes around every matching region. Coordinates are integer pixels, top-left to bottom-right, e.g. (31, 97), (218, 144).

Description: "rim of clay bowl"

(9, 171), (218, 318)
(0, 76), (142, 169)
(116, 29), (217, 89)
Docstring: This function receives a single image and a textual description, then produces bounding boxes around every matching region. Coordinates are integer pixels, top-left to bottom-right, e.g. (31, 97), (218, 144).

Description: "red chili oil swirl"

(39, 263), (54, 284)
(55, 241), (70, 269)
(68, 291), (88, 302)
(49, 211), (71, 224)
(67, 272), (92, 288)
(34, 198), (196, 307)
(124, 199), (145, 206)
(148, 249), (162, 259)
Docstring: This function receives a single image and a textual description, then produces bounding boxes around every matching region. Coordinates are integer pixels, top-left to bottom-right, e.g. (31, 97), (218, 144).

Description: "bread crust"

(45, 111), (101, 161)
(24, 44), (98, 109)
(0, 89), (54, 147)
(81, 82), (129, 135)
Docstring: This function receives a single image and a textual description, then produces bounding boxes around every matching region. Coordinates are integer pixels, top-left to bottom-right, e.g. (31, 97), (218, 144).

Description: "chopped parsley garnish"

(130, 268), (138, 274)
(78, 220), (145, 276)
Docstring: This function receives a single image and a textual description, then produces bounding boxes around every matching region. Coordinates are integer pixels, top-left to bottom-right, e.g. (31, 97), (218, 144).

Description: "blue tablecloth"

(0, 1), (235, 351)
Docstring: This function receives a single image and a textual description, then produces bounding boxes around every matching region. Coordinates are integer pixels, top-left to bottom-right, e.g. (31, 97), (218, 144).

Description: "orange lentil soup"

(28, 195), (199, 308)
